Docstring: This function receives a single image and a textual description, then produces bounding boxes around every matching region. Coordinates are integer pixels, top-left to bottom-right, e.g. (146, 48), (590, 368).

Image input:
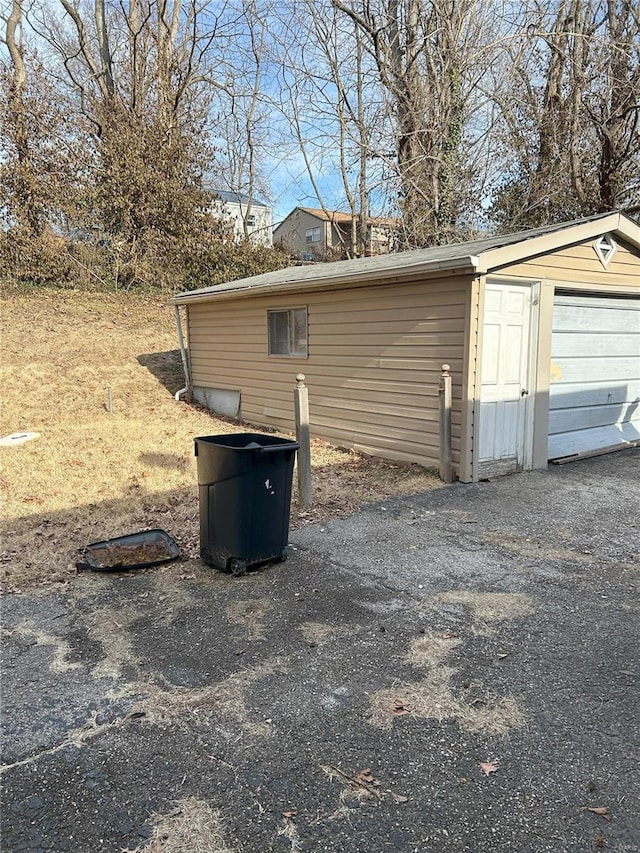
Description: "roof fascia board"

(169, 255), (481, 306)
(478, 213), (640, 272)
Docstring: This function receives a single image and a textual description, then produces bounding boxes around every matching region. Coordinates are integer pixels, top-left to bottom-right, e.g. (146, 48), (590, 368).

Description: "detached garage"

(171, 211), (640, 482)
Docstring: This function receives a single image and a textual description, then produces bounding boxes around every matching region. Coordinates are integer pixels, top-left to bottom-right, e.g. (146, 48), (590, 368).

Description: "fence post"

(438, 363), (453, 483)
(294, 373), (313, 509)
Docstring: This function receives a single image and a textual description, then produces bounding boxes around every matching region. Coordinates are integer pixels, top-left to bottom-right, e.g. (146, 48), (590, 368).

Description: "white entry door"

(477, 282), (535, 477)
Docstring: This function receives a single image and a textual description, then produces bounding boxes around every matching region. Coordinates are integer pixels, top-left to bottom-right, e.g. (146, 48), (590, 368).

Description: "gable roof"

(172, 211), (640, 305)
(274, 206), (398, 232)
(299, 207), (352, 224)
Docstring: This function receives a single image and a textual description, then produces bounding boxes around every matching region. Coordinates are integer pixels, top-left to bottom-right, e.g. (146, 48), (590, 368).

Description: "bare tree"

(208, 0), (275, 242)
(269, 0), (390, 258)
(589, 0), (640, 211)
(490, 0), (639, 229)
(331, 0), (495, 246)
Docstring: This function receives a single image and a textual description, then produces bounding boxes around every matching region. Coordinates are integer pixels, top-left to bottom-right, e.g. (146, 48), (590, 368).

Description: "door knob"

(521, 388), (529, 397)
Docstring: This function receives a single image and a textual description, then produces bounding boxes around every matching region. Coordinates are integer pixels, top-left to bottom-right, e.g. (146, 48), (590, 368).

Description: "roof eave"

(478, 212), (640, 271)
(169, 254), (481, 306)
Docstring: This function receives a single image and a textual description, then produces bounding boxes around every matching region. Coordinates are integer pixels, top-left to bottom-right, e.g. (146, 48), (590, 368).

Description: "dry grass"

(225, 599), (271, 640)
(129, 797), (237, 853)
(435, 591), (534, 624)
(0, 286), (440, 591)
(134, 659), (283, 736)
(368, 627), (525, 735)
(368, 671), (525, 735)
(406, 632), (462, 667)
(300, 621), (343, 645)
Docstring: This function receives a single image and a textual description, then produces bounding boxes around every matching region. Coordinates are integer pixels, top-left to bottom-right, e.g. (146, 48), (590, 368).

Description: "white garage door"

(549, 293), (640, 460)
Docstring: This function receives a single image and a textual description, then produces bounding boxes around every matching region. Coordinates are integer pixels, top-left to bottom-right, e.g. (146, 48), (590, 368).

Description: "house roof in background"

(171, 211), (640, 305)
(206, 189), (270, 209)
(274, 207), (398, 230)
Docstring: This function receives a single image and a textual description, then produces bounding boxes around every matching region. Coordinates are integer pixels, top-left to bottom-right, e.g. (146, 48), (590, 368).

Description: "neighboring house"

(206, 190), (273, 247)
(171, 212), (640, 482)
(273, 207), (397, 261)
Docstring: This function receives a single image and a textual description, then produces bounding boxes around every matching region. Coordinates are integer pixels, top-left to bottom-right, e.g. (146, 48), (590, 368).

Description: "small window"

(246, 214), (256, 227)
(268, 308), (308, 357)
(305, 227), (321, 244)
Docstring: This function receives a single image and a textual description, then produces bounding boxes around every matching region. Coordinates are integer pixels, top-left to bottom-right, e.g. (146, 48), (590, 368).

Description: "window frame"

(267, 307), (308, 358)
(594, 233), (617, 268)
(305, 226), (321, 244)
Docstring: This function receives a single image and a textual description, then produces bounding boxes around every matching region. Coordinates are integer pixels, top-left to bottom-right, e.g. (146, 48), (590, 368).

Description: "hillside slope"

(0, 288), (438, 588)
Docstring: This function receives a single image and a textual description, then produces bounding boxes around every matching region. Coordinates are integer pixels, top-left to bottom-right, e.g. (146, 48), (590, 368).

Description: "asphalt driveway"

(1, 449), (638, 852)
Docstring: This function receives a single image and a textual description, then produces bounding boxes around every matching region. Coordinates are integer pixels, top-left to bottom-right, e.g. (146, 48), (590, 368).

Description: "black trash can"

(194, 433), (299, 575)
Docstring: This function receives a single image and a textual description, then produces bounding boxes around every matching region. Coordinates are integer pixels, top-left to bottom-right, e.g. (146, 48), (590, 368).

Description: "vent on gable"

(594, 233), (617, 268)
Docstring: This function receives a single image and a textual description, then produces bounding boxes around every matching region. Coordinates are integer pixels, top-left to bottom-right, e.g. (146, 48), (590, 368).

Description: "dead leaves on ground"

(321, 763), (399, 805)
(587, 806), (611, 821)
(321, 764), (382, 799)
(478, 760), (500, 776)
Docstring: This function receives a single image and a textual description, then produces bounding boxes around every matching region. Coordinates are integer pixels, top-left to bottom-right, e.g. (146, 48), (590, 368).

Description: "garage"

(172, 210), (640, 481)
(548, 293), (640, 460)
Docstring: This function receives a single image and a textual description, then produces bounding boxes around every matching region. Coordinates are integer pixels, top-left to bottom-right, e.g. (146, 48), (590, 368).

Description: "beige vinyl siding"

(496, 238), (640, 287)
(187, 277), (470, 468)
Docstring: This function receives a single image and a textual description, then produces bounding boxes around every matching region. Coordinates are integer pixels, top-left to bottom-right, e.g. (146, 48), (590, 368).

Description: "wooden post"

(294, 373), (312, 509)
(438, 364), (453, 483)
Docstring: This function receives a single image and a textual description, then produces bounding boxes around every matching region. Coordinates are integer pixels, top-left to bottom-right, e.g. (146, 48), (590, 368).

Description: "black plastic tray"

(76, 529), (180, 572)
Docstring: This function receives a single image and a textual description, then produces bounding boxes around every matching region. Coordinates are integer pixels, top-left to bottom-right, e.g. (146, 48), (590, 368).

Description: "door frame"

(474, 277), (540, 479)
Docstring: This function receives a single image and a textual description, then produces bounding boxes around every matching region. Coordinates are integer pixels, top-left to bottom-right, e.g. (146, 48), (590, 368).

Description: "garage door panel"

(549, 401), (637, 433)
(549, 294), (640, 459)
(550, 356), (639, 384)
(548, 421), (640, 459)
(553, 302), (640, 333)
(549, 379), (640, 409)
(552, 332), (639, 358)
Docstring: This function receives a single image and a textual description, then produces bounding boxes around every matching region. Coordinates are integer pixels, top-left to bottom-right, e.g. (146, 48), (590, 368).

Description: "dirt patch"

(0, 287), (441, 591)
(406, 632), (462, 667)
(145, 572), (197, 624)
(84, 606), (141, 680)
(130, 797), (237, 853)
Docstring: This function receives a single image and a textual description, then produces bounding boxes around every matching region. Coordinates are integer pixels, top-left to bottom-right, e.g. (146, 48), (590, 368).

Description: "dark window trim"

(267, 307), (308, 358)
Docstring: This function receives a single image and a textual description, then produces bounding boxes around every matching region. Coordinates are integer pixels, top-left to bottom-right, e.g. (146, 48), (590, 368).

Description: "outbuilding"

(171, 211), (640, 482)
